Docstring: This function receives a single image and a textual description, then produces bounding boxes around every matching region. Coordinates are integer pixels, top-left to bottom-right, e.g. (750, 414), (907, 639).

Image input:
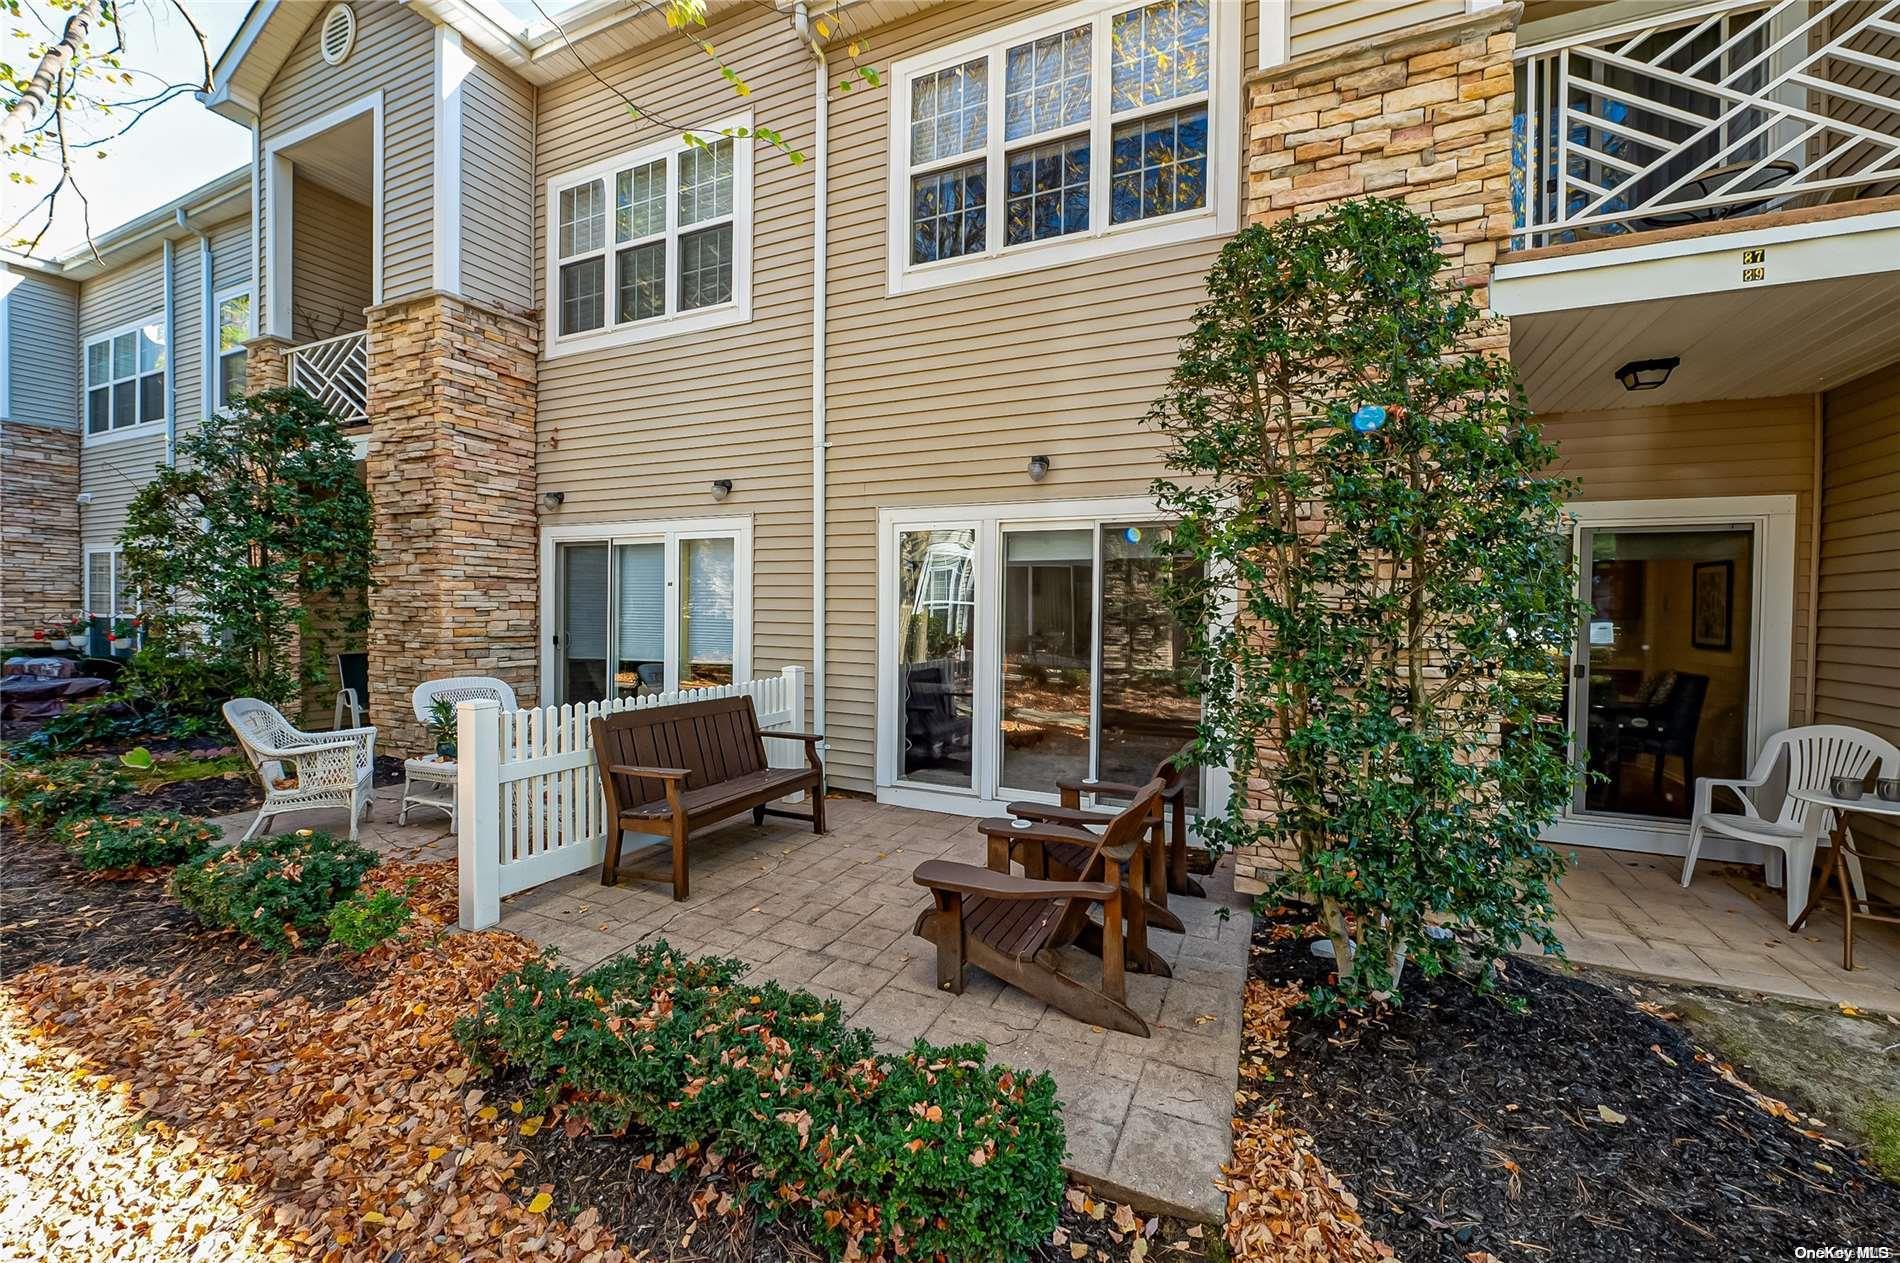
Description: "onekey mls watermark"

(1794, 1247), (1895, 1260)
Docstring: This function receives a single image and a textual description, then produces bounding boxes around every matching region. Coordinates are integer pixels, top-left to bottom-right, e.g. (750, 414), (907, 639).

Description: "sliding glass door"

(554, 524), (747, 706)
(1569, 524), (1756, 822)
(885, 507), (1205, 810)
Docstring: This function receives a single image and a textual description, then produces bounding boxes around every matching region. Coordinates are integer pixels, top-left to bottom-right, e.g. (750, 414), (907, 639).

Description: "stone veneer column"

(1230, 4), (1519, 894)
(243, 334), (294, 392)
(0, 421), (82, 643)
(361, 292), (539, 753)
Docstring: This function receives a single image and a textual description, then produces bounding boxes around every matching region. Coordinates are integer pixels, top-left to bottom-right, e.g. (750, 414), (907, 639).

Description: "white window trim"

(538, 515), (755, 705)
(82, 314), (168, 448)
(542, 112), (756, 361)
(83, 545), (130, 619)
(1545, 494), (1797, 861)
(885, 0), (1241, 297)
(210, 283), (254, 413)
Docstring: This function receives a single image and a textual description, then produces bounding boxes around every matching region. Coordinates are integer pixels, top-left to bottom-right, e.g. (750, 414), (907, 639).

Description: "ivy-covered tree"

(120, 388), (373, 707)
(1152, 198), (1583, 1008)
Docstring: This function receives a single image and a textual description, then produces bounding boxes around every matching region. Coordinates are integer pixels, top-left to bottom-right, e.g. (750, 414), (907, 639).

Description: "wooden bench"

(590, 695), (825, 900)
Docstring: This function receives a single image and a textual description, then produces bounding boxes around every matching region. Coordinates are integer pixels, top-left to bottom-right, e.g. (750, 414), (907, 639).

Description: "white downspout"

(795, 2), (829, 761)
(161, 237), (176, 464)
(177, 207), (213, 450)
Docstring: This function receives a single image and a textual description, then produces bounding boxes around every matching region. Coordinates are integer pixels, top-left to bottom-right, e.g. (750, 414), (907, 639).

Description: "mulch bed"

(0, 829), (374, 1009)
(1246, 914), (1900, 1263)
(0, 833), (1207, 1262)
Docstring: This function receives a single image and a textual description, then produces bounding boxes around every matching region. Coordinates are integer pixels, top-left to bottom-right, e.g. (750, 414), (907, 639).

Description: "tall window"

(890, 0), (1230, 291)
(84, 546), (135, 619)
(84, 320), (166, 438)
(546, 119), (752, 357)
(215, 290), (251, 407)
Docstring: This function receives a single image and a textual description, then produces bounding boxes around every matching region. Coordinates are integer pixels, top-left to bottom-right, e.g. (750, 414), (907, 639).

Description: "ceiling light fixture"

(1615, 356), (1679, 392)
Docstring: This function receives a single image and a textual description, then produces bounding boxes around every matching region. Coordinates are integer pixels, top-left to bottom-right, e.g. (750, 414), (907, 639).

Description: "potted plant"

(427, 697), (457, 760)
(64, 613), (89, 650)
(107, 616), (139, 655)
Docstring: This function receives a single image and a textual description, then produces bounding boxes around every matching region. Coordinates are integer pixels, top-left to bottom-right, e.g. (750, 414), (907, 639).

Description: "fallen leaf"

(1596, 1104), (1627, 1125)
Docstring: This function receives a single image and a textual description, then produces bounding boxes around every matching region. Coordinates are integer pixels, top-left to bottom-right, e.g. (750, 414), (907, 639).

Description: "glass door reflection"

(1097, 523), (1200, 805)
(897, 528), (978, 788)
(999, 527), (1095, 793)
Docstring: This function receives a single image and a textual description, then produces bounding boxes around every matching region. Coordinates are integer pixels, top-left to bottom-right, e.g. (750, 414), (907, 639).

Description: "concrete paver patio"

(208, 788), (1250, 1221)
(1547, 844), (1900, 1015)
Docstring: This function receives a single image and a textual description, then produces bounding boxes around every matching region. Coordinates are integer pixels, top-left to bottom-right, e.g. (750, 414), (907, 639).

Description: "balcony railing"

(287, 329), (368, 426)
(1513, 0), (1900, 250)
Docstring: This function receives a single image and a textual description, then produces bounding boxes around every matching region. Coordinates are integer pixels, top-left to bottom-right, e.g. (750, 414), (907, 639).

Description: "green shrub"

(170, 830), (378, 952)
(0, 757), (130, 829)
(325, 887), (413, 952)
(454, 942), (1066, 1262)
(55, 811), (220, 871)
(119, 642), (249, 727)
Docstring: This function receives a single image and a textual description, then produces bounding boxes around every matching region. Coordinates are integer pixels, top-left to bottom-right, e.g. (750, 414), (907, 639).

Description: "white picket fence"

(455, 667), (806, 929)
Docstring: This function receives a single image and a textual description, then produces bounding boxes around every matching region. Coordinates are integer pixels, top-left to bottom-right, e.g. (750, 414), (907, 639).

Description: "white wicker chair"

(400, 676), (519, 827)
(222, 698), (377, 842)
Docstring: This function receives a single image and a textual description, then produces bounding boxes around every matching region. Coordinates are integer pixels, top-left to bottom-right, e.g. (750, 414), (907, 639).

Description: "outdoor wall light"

(711, 479), (734, 502)
(1027, 455), (1051, 482)
(1614, 356), (1679, 392)
(541, 490), (565, 510)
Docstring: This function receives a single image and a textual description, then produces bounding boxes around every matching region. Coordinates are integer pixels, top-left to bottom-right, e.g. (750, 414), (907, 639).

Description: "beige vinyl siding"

(1815, 363), (1900, 843)
(77, 250), (168, 549)
(1289, 0), (1464, 59)
(1539, 396), (1818, 724)
(4, 268), (79, 430)
(820, 0), (1256, 792)
(211, 219), (251, 293)
(290, 175), (375, 342)
(533, 5), (818, 711)
(259, 1), (435, 310)
(461, 51), (536, 309)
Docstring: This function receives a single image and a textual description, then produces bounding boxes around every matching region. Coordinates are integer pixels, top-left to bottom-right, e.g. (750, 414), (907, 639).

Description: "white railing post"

(783, 664), (807, 732)
(457, 697), (503, 931)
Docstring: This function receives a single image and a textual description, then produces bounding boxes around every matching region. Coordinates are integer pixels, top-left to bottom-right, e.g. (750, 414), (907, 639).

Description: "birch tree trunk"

(2, 0), (102, 149)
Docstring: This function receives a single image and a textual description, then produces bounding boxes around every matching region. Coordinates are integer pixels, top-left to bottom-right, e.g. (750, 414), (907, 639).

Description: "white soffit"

(1492, 212), (1900, 318)
(1510, 270), (1900, 415)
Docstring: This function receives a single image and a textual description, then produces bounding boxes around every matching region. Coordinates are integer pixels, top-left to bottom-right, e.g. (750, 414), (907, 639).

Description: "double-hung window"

(214, 288), (251, 408)
(889, 0), (1236, 293)
(546, 115), (753, 358)
(84, 319), (166, 440)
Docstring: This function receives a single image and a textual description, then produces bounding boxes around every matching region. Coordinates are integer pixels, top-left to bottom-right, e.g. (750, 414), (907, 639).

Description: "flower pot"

(435, 739), (457, 760)
(67, 636), (87, 650)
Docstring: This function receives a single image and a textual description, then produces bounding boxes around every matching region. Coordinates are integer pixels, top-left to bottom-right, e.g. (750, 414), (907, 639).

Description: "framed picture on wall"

(1692, 560), (1734, 651)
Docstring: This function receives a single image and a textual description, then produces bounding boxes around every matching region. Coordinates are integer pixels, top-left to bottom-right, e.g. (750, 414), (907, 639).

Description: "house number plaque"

(1740, 247), (1766, 283)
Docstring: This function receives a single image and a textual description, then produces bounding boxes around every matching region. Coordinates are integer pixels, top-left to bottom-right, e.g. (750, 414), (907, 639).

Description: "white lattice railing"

(287, 329), (368, 425)
(1514, 0), (1900, 248)
(455, 667), (807, 929)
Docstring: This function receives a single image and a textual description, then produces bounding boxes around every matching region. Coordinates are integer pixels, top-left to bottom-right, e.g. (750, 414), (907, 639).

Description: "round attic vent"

(319, 3), (357, 65)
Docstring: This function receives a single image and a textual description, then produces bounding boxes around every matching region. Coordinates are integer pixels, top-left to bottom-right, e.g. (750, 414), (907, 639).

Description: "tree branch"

(3, 0), (103, 149)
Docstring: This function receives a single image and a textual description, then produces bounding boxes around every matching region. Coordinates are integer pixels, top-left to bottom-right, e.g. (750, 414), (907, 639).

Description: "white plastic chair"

(222, 698), (377, 842)
(1682, 724), (1900, 921)
(400, 676), (518, 827)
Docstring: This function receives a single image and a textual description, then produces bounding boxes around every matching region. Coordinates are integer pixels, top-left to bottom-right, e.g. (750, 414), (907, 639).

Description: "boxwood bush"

(55, 811), (219, 871)
(453, 942), (1066, 1262)
(0, 756), (129, 829)
(325, 887), (413, 952)
(170, 830), (378, 952)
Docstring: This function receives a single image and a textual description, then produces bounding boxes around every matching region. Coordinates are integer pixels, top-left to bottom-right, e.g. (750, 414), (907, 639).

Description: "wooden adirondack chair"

(911, 780), (1164, 1037)
(1003, 746), (1202, 940)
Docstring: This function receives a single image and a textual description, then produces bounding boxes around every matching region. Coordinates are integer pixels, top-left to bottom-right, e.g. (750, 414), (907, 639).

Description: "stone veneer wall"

(0, 421), (83, 643)
(1231, 3), (1519, 893)
(362, 292), (539, 753)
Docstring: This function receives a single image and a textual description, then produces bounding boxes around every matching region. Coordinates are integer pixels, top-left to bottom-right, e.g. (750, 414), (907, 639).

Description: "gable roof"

(201, 0), (324, 122)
